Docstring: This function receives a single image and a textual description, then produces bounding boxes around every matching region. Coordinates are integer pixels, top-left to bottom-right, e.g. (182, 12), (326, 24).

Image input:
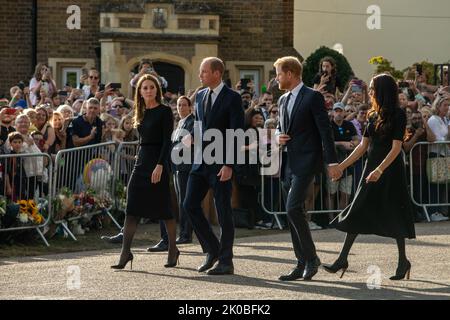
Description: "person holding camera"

(29, 63), (57, 107)
(79, 68), (103, 100)
(341, 78), (369, 108)
(130, 59), (168, 95)
(313, 57), (343, 97)
(240, 90), (253, 110)
(255, 91), (274, 120)
(9, 85), (31, 109)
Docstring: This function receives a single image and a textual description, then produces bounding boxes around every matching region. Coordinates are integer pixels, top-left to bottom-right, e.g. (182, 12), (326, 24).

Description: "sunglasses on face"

(271, 110), (278, 114)
(89, 76), (99, 79)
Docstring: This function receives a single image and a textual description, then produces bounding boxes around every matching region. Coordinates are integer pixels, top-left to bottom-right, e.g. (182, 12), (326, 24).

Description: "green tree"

(302, 46), (354, 90)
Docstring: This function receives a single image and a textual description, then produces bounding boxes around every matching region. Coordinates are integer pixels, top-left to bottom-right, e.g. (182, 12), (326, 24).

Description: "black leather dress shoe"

(303, 257), (321, 281)
(101, 233), (123, 244)
(147, 240), (168, 252)
(207, 264), (234, 275)
(176, 237), (192, 245)
(279, 265), (305, 281)
(197, 253), (218, 272)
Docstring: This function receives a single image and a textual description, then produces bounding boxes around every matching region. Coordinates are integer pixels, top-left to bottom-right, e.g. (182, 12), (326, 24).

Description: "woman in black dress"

(112, 74), (179, 270)
(324, 74), (415, 280)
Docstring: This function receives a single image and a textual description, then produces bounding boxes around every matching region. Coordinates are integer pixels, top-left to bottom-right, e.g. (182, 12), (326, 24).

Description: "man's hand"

(415, 127), (425, 137)
(90, 127), (97, 138)
(328, 164), (343, 181)
(277, 134), (291, 146)
(217, 165), (233, 182)
(320, 73), (331, 85)
(80, 74), (88, 84)
(104, 84), (115, 97)
(317, 83), (328, 95)
(182, 134), (193, 147)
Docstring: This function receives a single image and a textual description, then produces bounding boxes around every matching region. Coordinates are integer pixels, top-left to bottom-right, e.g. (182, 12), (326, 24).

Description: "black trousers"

(160, 170), (192, 242)
(281, 157), (317, 264)
(183, 166), (234, 265)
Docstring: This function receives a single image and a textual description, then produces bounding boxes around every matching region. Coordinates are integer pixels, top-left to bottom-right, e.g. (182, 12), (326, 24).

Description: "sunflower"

(32, 213), (44, 225)
(17, 200), (28, 214)
(27, 200), (39, 216)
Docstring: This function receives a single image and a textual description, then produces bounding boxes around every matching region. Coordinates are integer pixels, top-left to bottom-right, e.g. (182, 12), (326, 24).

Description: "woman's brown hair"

(133, 74), (163, 128)
(33, 63), (49, 81)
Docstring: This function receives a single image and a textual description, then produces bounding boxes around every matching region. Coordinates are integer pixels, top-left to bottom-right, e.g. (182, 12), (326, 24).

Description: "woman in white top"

(29, 63), (57, 107)
(81, 68), (102, 100)
(426, 93), (450, 220)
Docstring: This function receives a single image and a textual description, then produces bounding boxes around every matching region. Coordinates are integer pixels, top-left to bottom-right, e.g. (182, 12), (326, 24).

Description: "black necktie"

(204, 90), (213, 121)
(283, 93), (292, 133)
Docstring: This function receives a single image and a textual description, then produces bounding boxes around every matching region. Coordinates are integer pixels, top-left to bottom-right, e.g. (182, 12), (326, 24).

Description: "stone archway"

(127, 53), (193, 93)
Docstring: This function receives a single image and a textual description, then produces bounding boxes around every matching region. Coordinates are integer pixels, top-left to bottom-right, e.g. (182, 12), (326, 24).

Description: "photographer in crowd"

(313, 56), (343, 97)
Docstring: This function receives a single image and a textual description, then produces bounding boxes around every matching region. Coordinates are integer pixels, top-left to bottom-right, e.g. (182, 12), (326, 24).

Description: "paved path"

(1, 222), (450, 300)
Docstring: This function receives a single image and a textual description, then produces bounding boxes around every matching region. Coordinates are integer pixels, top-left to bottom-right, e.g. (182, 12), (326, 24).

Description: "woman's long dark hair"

(368, 73), (400, 137)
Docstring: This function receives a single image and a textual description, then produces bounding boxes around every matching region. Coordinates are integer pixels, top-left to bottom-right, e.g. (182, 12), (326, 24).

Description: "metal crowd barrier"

(112, 141), (138, 214)
(0, 153), (53, 246)
(52, 142), (121, 241)
(409, 141), (450, 222)
(260, 150), (408, 230)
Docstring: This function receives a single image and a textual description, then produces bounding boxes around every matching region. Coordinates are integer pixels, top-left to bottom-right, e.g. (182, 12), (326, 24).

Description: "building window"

(62, 68), (82, 88)
(48, 58), (95, 89)
(239, 69), (261, 95)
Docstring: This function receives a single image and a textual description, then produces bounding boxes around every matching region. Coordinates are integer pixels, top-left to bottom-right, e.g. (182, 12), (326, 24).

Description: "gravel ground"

(1, 222), (449, 300)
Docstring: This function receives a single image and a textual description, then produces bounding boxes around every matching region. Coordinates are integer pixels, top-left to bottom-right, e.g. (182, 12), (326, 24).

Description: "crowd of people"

(0, 56), (449, 239)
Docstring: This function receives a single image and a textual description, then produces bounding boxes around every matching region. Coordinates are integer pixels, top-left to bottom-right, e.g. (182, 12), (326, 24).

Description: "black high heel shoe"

(390, 260), (411, 280)
(323, 259), (349, 278)
(164, 249), (180, 268)
(111, 252), (134, 270)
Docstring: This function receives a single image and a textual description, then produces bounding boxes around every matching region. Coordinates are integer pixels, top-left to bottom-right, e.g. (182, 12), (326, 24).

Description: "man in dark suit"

(147, 96), (196, 252)
(183, 57), (244, 275)
(274, 56), (341, 281)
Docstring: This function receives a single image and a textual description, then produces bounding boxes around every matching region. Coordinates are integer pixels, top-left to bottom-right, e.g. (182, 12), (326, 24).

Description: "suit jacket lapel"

(287, 86), (306, 133)
(198, 90), (207, 125)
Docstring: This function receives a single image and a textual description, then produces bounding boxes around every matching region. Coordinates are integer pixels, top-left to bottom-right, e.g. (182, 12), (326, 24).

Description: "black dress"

(126, 105), (174, 219)
(334, 108), (416, 239)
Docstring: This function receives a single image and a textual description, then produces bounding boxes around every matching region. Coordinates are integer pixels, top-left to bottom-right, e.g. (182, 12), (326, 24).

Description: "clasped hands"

(328, 164), (343, 182)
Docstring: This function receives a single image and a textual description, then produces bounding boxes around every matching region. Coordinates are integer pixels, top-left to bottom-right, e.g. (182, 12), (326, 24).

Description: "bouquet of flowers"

(17, 200), (45, 225)
(52, 187), (75, 221)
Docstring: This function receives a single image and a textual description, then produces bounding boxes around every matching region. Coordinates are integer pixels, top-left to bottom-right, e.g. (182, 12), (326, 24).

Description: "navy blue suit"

(277, 84), (338, 264)
(183, 85), (244, 265)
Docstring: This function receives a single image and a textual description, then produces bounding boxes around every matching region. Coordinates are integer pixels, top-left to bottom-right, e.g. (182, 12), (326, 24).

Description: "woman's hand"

(151, 164), (163, 184)
(366, 168), (382, 183)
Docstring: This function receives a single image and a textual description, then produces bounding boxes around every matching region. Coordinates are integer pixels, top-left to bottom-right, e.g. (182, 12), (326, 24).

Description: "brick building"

(0, 0), (297, 98)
